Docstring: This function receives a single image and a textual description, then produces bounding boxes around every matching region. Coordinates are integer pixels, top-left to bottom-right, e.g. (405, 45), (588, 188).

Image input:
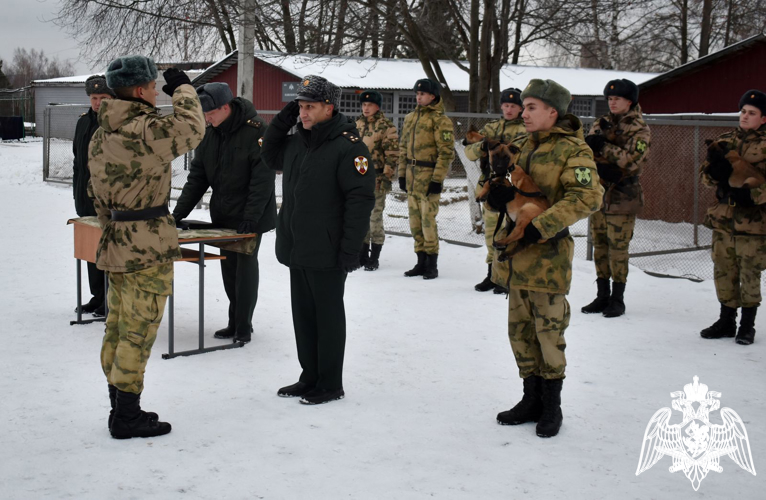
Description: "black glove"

(274, 100), (300, 130)
(161, 68), (191, 97)
(596, 162), (622, 184)
(522, 223), (542, 244)
(585, 134), (608, 156)
(399, 177), (407, 192)
(715, 184), (731, 202)
(704, 160), (733, 184)
(172, 213), (185, 228)
(339, 252), (362, 273)
(729, 187), (755, 207)
(480, 139), (489, 153)
(237, 220), (256, 234)
(598, 117), (613, 131)
(426, 181), (443, 195)
(461, 137), (470, 146)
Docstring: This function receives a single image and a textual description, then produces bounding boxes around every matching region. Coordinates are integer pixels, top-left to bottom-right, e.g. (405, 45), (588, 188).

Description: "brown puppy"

(706, 139), (766, 189)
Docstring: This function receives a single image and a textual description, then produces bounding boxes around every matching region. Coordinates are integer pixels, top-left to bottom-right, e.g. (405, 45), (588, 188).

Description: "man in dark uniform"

(73, 75), (115, 316)
(261, 75), (375, 405)
(173, 82), (276, 344)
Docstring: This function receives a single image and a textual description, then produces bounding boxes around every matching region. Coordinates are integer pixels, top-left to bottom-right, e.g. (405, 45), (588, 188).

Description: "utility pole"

(237, 0), (256, 101)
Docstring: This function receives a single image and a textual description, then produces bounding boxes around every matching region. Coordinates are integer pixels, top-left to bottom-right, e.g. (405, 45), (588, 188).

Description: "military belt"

(110, 205), (170, 222)
(410, 159), (436, 168)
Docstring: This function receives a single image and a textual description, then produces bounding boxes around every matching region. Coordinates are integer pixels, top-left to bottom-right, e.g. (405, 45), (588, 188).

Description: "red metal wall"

(640, 43), (766, 114)
(211, 59), (300, 113)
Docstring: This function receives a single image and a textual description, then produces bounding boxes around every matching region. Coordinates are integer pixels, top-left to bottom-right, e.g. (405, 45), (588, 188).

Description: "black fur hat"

(196, 82), (233, 112)
(500, 88), (522, 106)
(359, 90), (382, 107)
(105, 55), (158, 89)
(413, 78), (441, 97)
(85, 75), (115, 97)
(295, 75), (341, 108)
(739, 89), (766, 116)
(604, 79), (639, 106)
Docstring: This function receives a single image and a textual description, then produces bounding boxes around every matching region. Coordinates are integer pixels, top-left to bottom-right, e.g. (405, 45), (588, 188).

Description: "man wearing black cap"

(464, 88), (527, 294)
(355, 90), (399, 270)
(582, 79), (650, 318)
(261, 75), (374, 405)
(72, 75), (115, 317)
(699, 89), (766, 346)
(398, 78), (455, 279)
(173, 82), (276, 344)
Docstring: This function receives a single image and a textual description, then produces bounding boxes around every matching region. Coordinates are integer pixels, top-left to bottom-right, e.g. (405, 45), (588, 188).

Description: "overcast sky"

(0, 0), (96, 75)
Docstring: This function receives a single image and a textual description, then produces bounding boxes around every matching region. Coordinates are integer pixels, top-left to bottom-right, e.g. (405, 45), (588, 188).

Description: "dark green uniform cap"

(500, 88), (522, 106)
(604, 79), (639, 106)
(739, 89), (766, 116)
(360, 90), (382, 107)
(105, 55), (158, 89)
(521, 79), (571, 118)
(414, 78), (441, 97)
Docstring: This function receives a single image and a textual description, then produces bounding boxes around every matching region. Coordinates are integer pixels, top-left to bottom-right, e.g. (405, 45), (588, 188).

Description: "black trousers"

(87, 261), (105, 304)
(289, 267), (347, 390)
(220, 234), (263, 334)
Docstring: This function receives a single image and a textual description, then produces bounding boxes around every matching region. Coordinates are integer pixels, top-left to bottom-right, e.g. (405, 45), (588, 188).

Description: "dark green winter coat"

(174, 97), (277, 232)
(260, 111), (375, 269)
(72, 108), (100, 216)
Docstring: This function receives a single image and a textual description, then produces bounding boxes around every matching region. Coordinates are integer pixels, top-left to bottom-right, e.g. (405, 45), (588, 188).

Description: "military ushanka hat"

(500, 88), (522, 106)
(414, 78), (441, 97)
(296, 75), (341, 108)
(521, 79), (571, 118)
(359, 90), (382, 107)
(196, 82), (234, 112)
(604, 79), (639, 106)
(105, 55), (158, 89)
(739, 89), (766, 116)
(85, 75), (116, 97)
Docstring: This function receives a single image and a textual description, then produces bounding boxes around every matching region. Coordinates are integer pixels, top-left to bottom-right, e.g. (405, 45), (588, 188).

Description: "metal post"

(43, 108), (50, 180)
(237, 0), (256, 102)
(199, 242), (205, 350)
(76, 259), (82, 323)
(586, 215), (593, 261)
(169, 280), (174, 356)
(693, 125), (700, 247)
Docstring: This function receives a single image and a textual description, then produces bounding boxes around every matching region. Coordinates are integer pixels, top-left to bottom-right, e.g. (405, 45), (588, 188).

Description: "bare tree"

(4, 48), (75, 88)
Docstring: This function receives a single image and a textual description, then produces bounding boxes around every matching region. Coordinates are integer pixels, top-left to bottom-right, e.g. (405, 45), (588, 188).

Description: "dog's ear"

(508, 144), (521, 155)
(704, 139), (713, 147)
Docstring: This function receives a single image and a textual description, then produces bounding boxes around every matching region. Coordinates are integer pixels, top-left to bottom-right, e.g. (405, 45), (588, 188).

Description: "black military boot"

(75, 296), (101, 314)
(602, 282), (626, 318)
(581, 278), (610, 314)
(360, 242), (370, 268)
(234, 326), (254, 344)
(365, 243), (382, 271)
(700, 304), (737, 339)
(108, 384), (157, 430)
(736, 306), (757, 345)
(536, 378), (563, 438)
(423, 254), (439, 280)
(277, 381), (315, 398)
(213, 325), (235, 339)
(497, 375), (543, 425)
(493, 284), (508, 295)
(110, 389), (171, 439)
(475, 264), (494, 292)
(404, 251), (427, 277)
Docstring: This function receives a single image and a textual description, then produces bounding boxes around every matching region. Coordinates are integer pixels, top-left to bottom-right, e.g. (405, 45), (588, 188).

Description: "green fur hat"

(359, 90), (382, 107)
(105, 55), (158, 89)
(521, 79), (571, 118)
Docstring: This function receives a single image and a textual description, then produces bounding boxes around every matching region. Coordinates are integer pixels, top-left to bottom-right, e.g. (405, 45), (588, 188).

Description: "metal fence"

(41, 105), (744, 281)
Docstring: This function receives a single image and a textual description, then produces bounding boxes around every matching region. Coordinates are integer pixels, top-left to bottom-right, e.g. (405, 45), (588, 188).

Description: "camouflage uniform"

(465, 117), (527, 285)
(587, 104), (650, 283)
(398, 99), (455, 254)
(356, 110), (399, 245)
(701, 125), (766, 308)
(508, 115), (604, 379)
(89, 84), (205, 393)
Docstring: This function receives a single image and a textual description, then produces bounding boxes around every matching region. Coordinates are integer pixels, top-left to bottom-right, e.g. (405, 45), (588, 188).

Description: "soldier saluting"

(582, 79), (650, 318)
(88, 56), (205, 438)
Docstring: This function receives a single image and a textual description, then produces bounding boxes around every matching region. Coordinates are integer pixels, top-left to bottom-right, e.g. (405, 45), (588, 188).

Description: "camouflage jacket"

(88, 84), (205, 272)
(511, 114), (604, 294)
(701, 125), (766, 235)
(398, 99), (455, 195)
(464, 117), (526, 163)
(587, 104), (650, 215)
(356, 110), (399, 191)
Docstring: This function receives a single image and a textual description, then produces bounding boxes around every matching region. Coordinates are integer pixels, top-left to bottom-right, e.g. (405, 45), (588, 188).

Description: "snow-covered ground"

(1, 140), (764, 499)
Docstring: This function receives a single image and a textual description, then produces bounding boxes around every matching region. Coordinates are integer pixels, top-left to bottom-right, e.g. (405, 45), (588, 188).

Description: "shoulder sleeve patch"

(442, 130), (453, 142)
(258, 137), (263, 147)
(636, 139), (648, 154)
(354, 156), (369, 175)
(574, 167), (592, 186)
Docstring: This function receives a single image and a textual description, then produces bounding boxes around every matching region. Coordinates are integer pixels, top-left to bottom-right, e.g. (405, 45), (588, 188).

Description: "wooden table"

(68, 217), (257, 359)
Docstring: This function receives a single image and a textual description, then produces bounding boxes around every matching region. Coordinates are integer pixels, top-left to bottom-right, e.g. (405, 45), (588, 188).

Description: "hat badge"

(418, 83), (421, 88)
(510, 94), (514, 98)
(303, 80), (310, 86)
(94, 84), (99, 88)
(610, 85), (614, 89)
(752, 94), (756, 98)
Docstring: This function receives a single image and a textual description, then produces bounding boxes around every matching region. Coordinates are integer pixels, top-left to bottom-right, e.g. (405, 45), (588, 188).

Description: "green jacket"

(88, 84), (205, 272)
(398, 99), (455, 195)
(72, 108), (100, 217)
(173, 98), (276, 232)
(511, 115), (604, 294)
(260, 112), (375, 269)
(464, 117), (526, 162)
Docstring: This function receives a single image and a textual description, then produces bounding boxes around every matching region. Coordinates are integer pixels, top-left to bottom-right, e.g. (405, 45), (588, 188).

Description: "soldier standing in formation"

(493, 79), (603, 438)
(261, 75), (375, 405)
(173, 82), (276, 344)
(73, 75), (115, 317)
(398, 78), (455, 280)
(582, 79), (650, 318)
(355, 90), (399, 271)
(88, 57), (205, 438)
(699, 89), (766, 345)
(464, 88), (527, 294)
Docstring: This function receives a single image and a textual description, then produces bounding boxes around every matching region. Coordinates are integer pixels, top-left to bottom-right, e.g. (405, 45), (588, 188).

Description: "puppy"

(464, 130), (492, 201)
(706, 139), (766, 189)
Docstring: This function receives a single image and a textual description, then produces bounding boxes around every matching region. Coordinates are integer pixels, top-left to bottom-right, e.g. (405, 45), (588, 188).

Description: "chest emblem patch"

(575, 167), (592, 186)
(354, 156), (369, 175)
(258, 137), (263, 147)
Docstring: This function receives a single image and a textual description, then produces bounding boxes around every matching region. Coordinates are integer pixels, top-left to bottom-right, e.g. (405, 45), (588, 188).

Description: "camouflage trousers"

(101, 263), (173, 394)
(364, 186), (389, 245)
(482, 203), (511, 287)
(590, 211), (636, 283)
(508, 288), (569, 380)
(408, 191), (440, 254)
(712, 230), (766, 308)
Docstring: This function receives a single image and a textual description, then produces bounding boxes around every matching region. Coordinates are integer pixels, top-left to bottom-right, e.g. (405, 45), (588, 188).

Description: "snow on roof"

(253, 51), (658, 96)
(33, 69), (205, 85)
